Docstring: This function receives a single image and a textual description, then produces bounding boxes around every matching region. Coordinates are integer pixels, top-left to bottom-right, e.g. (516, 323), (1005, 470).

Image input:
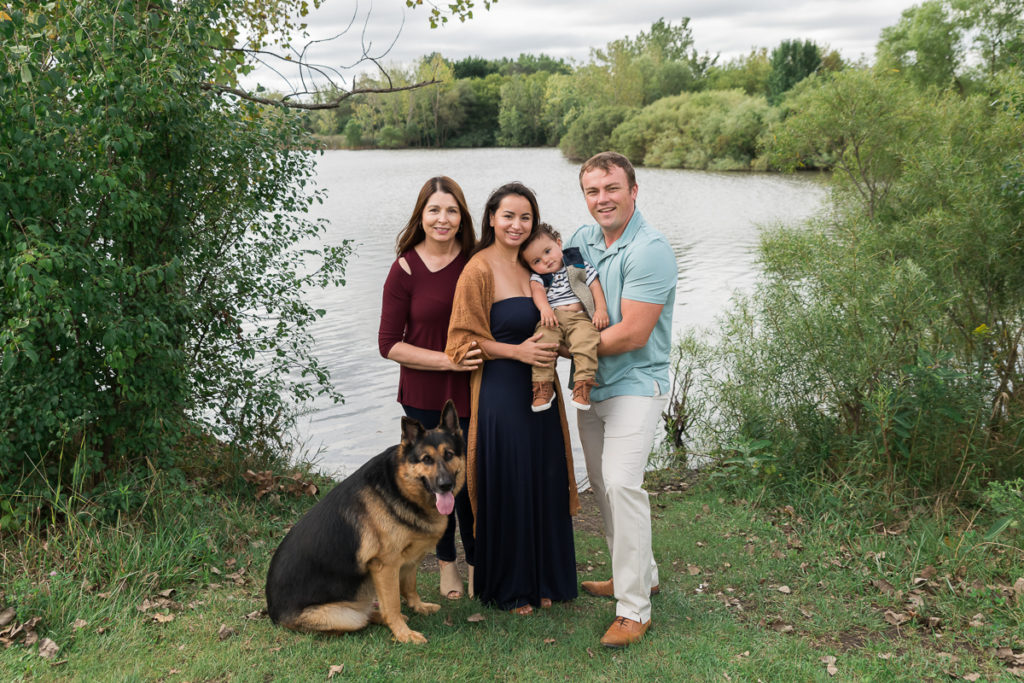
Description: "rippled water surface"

(296, 148), (827, 479)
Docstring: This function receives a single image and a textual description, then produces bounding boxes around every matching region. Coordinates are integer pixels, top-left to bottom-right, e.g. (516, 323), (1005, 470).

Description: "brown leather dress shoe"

(581, 578), (660, 598)
(600, 616), (651, 648)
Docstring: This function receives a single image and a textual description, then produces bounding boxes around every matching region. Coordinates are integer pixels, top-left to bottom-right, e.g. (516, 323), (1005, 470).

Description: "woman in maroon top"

(378, 176), (481, 600)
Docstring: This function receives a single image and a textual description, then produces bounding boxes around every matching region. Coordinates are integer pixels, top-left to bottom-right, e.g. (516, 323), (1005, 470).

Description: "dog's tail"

(278, 601), (374, 634)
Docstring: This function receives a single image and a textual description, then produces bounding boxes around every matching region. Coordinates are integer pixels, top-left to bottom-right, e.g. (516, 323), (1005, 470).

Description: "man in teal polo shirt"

(567, 151), (677, 648)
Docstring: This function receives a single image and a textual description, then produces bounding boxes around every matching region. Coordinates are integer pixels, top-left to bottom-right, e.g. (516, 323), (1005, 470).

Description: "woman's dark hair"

(395, 176), (476, 257)
(474, 182), (541, 255)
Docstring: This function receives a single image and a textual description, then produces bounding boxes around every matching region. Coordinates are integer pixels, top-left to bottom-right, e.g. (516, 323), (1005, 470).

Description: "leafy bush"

(610, 90), (774, 170)
(675, 70), (1024, 505)
(558, 106), (635, 162)
(0, 1), (348, 512)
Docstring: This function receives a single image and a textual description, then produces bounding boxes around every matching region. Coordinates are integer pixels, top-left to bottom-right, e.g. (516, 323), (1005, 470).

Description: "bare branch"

(204, 2), (431, 109)
(199, 80), (441, 110)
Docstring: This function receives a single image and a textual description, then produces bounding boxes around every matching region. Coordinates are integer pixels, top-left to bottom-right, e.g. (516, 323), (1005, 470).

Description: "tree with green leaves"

(767, 70), (931, 216)
(684, 69), (1024, 499)
(591, 17), (717, 107)
(0, 0), (400, 517)
(876, 1), (964, 90)
(706, 48), (773, 97)
(767, 39), (822, 104)
(952, 0), (1024, 76)
(497, 71), (551, 146)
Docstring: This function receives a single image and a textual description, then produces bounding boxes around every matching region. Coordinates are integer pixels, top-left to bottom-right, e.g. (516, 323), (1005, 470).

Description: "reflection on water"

(295, 148), (827, 479)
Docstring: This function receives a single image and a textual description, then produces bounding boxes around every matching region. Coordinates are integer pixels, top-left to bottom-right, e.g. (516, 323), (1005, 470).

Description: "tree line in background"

(305, 2), (1023, 174)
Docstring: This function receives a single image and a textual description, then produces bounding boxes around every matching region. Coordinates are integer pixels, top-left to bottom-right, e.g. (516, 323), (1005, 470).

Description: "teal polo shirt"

(567, 208), (678, 402)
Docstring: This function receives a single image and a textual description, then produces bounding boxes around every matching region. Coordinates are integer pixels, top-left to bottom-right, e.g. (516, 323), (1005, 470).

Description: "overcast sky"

(245, 0), (922, 92)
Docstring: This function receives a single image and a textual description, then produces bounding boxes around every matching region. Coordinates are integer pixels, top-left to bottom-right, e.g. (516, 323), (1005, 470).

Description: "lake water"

(296, 148), (827, 482)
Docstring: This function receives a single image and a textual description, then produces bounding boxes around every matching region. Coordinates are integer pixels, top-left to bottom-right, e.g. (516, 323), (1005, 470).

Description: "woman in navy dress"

(446, 183), (580, 614)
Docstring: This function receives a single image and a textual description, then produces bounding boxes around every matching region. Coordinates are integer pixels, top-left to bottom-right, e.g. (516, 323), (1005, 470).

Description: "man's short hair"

(579, 151), (636, 190)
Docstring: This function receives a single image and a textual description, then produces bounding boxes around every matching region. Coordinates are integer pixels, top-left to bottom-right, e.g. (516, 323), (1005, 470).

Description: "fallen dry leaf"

(0, 607), (15, 628)
(467, 613), (485, 623)
(963, 674), (981, 681)
(777, 585), (792, 595)
(37, 638), (59, 660)
(871, 578), (897, 595)
(586, 647), (595, 658)
(217, 624), (236, 640)
(884, 610), (910, 626)
(72, 619), (88, 630)
(905, 592), (925, 609)
(687, 565), (701, 576)
(543, 638), (555, 644)
(820, 655), (838, 677)
(993, 647), (1024, 666)
(877, 652), (894, 660)
(328, 664), (345, 678)
(152, 613), (174, 624)
(770, 621), (794, 633)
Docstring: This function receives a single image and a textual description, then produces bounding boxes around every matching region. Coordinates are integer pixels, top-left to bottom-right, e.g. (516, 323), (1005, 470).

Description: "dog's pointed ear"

(440, 399), (461, 436)
(401, 416), (425, 445)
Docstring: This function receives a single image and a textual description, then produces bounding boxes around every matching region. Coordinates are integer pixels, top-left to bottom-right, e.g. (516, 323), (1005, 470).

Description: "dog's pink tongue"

(435, 491), (455, 515)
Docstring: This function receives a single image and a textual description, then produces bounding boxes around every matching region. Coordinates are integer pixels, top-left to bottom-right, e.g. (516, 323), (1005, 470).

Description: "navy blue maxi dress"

(473, 297), (578, 610)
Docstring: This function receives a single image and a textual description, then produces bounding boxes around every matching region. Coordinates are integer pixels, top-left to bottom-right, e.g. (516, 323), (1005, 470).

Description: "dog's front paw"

(411, 601), (440, 615)
(392, 627), (428, 644)
(370, 610), (409, 625)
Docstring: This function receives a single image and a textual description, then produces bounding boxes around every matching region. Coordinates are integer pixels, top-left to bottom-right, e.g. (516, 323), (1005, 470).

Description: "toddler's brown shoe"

(531, 381), (554, 412)
(571, 379), (593, 410)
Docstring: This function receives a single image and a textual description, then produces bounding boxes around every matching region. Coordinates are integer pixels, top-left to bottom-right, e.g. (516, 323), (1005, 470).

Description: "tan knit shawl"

(445, 255), (581, 529)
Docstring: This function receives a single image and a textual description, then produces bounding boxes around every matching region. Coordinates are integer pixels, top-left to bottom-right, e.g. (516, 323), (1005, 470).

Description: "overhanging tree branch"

(202, 2), (446, 109)
(199, 79), (440, 109)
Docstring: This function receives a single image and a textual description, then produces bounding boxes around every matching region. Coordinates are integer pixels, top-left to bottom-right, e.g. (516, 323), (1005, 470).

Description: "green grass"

(2, 468), (1022, 681)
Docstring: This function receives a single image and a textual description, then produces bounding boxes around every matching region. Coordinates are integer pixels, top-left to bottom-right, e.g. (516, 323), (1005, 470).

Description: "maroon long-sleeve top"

(378, 248), (471, 418)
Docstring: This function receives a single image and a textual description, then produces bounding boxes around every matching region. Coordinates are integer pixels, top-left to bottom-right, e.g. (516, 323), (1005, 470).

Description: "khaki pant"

(578, 392), (665, 624)
(532, 308), (599, 384)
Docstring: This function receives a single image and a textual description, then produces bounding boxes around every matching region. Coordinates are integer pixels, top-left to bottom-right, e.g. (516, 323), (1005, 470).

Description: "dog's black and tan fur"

(265, 400), (465, 644)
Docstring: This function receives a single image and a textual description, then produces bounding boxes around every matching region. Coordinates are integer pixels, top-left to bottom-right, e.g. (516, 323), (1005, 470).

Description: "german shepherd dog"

(265, 400), (465, 644)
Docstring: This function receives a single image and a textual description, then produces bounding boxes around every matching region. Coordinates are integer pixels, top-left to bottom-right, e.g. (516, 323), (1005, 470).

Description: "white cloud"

(245, 0), (920, 91)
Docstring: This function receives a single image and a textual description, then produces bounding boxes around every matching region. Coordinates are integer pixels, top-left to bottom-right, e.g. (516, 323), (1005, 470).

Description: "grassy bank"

(2, 468), (1022, 681)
